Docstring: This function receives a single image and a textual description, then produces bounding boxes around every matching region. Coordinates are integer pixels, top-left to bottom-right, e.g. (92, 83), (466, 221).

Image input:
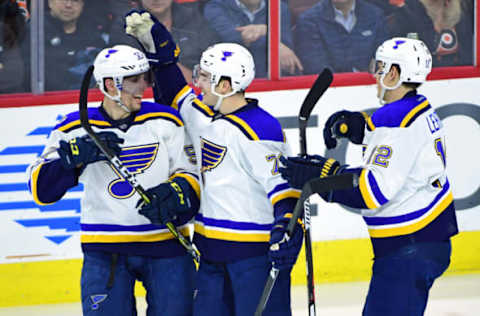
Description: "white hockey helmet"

(373, 37), (432, 104)
(197, 43), (255, 109)
(93, 45), (150, 101)
(375, 37), (432, 84)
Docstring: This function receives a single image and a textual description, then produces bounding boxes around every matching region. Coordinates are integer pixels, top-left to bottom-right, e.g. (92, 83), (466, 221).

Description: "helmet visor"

(122, 71), (150, 96)
(369, 60), (386, 76)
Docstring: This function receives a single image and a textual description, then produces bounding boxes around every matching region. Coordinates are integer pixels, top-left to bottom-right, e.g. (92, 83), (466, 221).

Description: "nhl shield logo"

(200, 138), (227, 173)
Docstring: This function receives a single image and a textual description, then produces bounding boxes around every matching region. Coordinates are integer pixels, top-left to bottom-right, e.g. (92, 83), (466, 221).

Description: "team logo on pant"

(200, 137), (227, 173)
(90, 294), (108, 310)
(108, 143), (159, 199)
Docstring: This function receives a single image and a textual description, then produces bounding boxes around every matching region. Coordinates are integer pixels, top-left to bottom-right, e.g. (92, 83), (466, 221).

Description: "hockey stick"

(255, 69), (333, 316)
(254, 173), (357, 316)
(78, 65), (200, 265)
(298, 68), (333, 316)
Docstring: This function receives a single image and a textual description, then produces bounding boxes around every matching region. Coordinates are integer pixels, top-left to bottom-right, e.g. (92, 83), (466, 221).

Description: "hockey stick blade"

(78, 65), (200, 265)
(287, 173), (358, 236)
(299, 68), (333, 120)
(299, 69), (333, 156)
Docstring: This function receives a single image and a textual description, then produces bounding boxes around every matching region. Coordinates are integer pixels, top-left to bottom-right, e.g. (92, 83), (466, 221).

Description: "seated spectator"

(387, 0), (473, 67)
(204, 0), (303, 78)
(110, 0), (219, 84)
(0, 0), (28, 93)
(23, 0), (108, 91)
(295, 0), (389, 75)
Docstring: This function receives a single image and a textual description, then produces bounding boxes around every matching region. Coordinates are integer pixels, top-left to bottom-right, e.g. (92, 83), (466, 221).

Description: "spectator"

(204, 0), (303, 78)
(0, 0), (27, 93)
(295, 0), (389, 74)
(23, 0), (108, 91)
(110, 0), (219, 84)
(388, 0), (473, 67)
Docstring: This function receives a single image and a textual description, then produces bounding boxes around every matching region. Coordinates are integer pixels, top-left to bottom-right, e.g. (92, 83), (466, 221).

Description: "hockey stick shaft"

(299, 68), (333, 316)
(254, 267), (280, 316)
(79, 65), (200, 265)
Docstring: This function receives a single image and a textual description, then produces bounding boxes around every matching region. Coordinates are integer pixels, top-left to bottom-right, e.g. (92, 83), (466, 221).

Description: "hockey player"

(27, 45), (200, 316)
(125, 11), (304, 316)
(279, 37), (459, 316)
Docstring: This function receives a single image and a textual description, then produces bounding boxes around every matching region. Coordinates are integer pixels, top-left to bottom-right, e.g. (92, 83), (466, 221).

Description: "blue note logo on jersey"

(200, 138), (227, 173)
(108, 143), (159, 199)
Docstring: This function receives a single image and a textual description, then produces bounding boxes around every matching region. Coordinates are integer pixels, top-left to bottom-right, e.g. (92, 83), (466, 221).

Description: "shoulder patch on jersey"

(221, 101), (285, 142)
(370, 95), (431, 129)
(134, 102), (184, 127)
(55, 108), (111, 133)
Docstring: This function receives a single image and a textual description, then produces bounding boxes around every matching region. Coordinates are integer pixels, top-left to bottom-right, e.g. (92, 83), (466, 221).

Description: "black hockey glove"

(57, 132), (123, 169)
(279, 155), (341, 190)
(323, 110), (367, 149)
(137, 178), (193, 226)
(269, 213), (304, 271)
(125, 10), (179, 66)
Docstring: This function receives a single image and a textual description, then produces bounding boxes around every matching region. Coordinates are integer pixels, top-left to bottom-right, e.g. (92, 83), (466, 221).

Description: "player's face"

(194, 67), (219, 106)
(372, 61), (386, 98)
(141, 0), (173, 16)
(48, 0), (84, 23)
(120, 73), (149, 111)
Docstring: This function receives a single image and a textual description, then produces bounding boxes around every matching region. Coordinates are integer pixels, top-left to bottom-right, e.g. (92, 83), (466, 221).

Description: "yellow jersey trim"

(194, 223), (270, 242)
(80, 227), (190, 243)
(224, 114), (260, 141)
(359, 169), (378, 209)
(368, 192), (453, 238)
(400, 100), (429, 128)
(57, 119), (110, 132)
(134, 112), (183, 126)
(31, 163), (54, 206)
(271, 190), (301, 206)
(172, 85), (191, 110)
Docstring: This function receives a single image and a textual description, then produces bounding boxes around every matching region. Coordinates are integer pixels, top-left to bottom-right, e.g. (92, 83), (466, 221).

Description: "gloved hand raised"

(57, 132), (123, 169)
(137, 178), (193, 226)
(323, 110), (367, 149)
(125, 10), (179, 66)
(268, 213), (304, 271)
(279, 155), (340, 189)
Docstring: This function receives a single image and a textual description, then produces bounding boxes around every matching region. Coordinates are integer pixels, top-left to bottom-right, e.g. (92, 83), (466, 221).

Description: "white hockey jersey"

(27, 102), (200, 257)
(331, 92), (458, 256)
(172, 86), (300, 262)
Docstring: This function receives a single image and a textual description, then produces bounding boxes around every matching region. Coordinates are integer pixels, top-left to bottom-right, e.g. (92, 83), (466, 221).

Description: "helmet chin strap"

(378, 65), (402, 105)
(104, 90), (131, 113)
(211, 82), (236, 111)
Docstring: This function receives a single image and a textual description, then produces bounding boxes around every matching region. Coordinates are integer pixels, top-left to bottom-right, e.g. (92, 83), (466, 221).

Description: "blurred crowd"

(0, 0), (475, 94)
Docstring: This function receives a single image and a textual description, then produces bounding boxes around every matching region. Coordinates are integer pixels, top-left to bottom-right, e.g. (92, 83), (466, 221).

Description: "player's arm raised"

(124, 10), (187, 107)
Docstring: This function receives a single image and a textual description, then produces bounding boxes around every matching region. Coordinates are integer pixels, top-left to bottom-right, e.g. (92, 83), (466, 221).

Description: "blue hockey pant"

(193, 254), (292, 316)
(363, 240), (451, 316)
(81, 251), (195, 316)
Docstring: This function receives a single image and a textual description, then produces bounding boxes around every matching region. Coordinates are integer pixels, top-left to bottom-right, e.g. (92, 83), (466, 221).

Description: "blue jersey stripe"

(363, 181), (450, 226)
(196, 214), (272, 231)
(368, 172), (388, 205)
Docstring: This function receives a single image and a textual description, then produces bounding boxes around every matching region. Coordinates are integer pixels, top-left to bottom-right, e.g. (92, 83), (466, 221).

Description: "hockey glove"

(323, 110), (367, 149)
(125, 10), (180, 66)
(57, 132), (123, 170)
(279, 155), (341, 190)
(268, 213), (304, 271)
(137, 178), (193, 226)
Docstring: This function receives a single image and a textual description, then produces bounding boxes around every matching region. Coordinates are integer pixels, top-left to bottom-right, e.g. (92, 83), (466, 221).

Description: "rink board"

(1, 78), (480, 306)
